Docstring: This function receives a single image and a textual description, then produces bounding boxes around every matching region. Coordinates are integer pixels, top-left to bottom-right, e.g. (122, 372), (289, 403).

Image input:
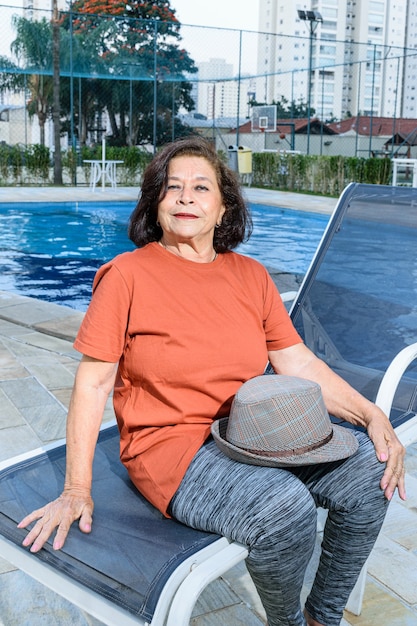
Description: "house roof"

(328, 116), (417, 141)
(235, 117), (337, 135)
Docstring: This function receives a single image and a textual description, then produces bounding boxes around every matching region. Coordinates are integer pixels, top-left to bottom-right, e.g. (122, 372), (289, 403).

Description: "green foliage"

(111, 146), (152, 184)
(10, 16), (55, 146)
(363, 157), (391, 185)
(58, 1), (197, 147)
(252, 152), (393, 194)
(0, 144), (10, 181)
(24, 144), (51, 181)
(62, 147), (78, 184)
(9, 145), (24, 182)
(249, 96), (314, 119)
(0, 145), (394, 189)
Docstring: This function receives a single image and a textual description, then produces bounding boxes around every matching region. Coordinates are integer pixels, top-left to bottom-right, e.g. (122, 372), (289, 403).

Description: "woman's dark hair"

(128, 136), (252, 252)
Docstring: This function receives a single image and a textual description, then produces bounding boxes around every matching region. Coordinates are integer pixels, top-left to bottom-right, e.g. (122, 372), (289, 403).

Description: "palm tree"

(11, 15), (53, 146)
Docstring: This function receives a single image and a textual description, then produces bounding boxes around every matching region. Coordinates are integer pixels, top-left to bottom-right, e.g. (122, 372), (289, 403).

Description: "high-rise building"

(257, 0), (415, 119)
(402, 0), (417, 116)
(194, 58), (255, 120)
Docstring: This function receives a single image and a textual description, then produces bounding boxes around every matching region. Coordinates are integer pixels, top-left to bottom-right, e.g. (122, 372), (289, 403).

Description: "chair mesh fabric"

(289, 183), (417, 429)
(0, 426), (221, 622)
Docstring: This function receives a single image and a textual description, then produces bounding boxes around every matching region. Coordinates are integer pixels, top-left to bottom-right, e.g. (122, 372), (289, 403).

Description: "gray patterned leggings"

(169, 430), (388, 626)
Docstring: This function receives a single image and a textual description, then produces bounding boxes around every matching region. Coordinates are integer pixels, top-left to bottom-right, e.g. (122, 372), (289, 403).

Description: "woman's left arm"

(268, 343), (406, 501)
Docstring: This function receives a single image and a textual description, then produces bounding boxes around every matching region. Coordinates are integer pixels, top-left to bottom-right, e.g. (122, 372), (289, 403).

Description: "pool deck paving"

(0, 186), (417, 625)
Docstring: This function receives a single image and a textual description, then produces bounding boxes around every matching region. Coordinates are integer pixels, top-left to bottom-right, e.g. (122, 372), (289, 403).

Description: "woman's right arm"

(18, 355), (118, 553)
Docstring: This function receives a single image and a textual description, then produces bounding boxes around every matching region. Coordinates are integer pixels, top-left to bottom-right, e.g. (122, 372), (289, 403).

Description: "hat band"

(236, 430), (334, 458)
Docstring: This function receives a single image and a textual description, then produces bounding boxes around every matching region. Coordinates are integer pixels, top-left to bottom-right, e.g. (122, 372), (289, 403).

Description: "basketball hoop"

(251, 105), (277, 133)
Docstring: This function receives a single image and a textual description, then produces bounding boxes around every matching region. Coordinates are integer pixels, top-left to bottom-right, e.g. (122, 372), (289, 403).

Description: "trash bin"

(237, 146), (252, 175)
(228, 145), (238, 172)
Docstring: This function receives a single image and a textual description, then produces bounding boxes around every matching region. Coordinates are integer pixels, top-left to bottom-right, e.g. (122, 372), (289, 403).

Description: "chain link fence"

(1, 4), (417, 186)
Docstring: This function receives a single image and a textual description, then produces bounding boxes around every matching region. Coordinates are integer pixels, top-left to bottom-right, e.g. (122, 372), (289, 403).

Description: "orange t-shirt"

(74, 242), (302, 515)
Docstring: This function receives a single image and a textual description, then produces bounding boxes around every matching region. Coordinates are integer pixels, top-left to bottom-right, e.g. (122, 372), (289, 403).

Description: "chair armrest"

(375, 342), (417, 446)
(281, 290), (298, 303)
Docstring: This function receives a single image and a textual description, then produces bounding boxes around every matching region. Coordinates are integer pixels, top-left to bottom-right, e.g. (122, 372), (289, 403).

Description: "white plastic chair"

(1, 182), (417, 622)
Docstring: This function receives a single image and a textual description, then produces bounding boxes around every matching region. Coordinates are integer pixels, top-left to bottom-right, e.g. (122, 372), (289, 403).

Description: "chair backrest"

(289, 183), (417, 428)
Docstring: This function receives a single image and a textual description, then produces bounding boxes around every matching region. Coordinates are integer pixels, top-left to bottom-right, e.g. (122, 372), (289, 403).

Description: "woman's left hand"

(268, 344), (407, 502)
(366, 414), (406, 501)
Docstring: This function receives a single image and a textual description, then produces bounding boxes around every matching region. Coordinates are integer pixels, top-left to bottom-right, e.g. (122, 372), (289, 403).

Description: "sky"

(1, 0), (260, 73)
(170, 0), (260, 73)
(172, 0), (259, 32)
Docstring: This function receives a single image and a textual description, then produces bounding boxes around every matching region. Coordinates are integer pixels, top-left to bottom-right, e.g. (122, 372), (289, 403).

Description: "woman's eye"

(167, 184), (181, 190)
(195, 185), (208, 191)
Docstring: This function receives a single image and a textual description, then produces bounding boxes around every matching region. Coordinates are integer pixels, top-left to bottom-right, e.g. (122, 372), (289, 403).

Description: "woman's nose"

(178, 186), (194, 204)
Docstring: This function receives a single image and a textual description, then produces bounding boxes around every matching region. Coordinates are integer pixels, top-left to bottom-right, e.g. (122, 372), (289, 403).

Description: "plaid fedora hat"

(211, 375), (358, 467)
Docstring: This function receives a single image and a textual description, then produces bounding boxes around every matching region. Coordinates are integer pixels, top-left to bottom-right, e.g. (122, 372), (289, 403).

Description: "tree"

(0, 56), (25, 93)
(11, 15), (54, 146)
(249, 96), (315, 120)
(52, 0), (63, 184)
(61, 0), (197, 147)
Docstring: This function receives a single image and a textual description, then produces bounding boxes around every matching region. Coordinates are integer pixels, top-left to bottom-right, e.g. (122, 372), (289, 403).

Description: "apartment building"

(194, 58), (255, 120)
(257, 0), (416, 119)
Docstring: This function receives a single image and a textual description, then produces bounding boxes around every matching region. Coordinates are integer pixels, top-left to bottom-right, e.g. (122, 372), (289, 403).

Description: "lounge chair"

(1, 182), (416, 624)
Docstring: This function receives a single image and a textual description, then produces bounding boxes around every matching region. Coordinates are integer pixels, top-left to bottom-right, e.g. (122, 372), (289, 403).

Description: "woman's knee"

(232, 477), (318, 551)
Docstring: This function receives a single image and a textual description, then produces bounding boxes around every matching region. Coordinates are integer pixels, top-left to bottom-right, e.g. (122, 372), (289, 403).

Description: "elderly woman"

(19, 136), (405, 626)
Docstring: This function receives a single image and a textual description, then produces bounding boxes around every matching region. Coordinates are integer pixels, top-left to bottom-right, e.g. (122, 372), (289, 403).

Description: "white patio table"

(83, 158), (124, 191)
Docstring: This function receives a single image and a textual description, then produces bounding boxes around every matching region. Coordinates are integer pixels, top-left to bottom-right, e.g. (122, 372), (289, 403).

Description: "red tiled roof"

(236, 117), (336, 134)
(328, 116), (417, 138)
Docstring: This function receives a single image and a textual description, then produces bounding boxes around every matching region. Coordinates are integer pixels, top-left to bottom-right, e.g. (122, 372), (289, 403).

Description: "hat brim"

(211, 417), (359, 467)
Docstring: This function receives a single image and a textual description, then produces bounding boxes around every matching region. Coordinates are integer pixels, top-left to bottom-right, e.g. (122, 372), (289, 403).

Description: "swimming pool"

(0, 202), (329, 311)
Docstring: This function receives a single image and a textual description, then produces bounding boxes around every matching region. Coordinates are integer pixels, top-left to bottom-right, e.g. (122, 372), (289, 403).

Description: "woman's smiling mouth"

(174, 213), (198, 219)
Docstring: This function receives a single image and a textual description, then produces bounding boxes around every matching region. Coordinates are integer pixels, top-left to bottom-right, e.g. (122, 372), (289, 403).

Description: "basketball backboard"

(251, 105), (277, 132)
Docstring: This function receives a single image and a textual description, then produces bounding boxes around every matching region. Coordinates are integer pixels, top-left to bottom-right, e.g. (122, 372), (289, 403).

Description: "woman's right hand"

(18, 488), (94, 553)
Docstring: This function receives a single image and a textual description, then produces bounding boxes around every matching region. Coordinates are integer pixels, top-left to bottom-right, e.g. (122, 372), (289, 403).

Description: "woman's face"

(157, 155), (226, 248)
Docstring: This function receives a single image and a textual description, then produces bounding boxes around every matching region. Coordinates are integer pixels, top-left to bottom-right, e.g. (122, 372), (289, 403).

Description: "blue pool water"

(0, 202), (329, 311)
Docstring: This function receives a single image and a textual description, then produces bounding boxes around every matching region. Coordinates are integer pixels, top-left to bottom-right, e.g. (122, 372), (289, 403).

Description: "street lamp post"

(297, 9), (323, 155)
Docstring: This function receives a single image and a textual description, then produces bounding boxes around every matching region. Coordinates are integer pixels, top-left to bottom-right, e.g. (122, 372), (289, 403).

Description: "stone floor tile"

(222, 560), (266, 619)
(193, 577), (244, 617)
(0, 570), (105, 626)
(0, 301), (62, 327)
(381, 500), (417, 551)
(0, 318), (33, 337)
(397, 473), (417, 511)
(0, 342), (28, 370)
(367, 536), (417, 605)
(192, 602), (266, 626)
(0, 292), (28, 308)
(52, 387), (74, 409)
(405, 445), (417, 480)
(35, 315), (83, 342)
(57, 360), (81, 378)
(0, 361), (29, 381)
(0, 555), (16, 574)
(103, 404), (116, 422)
(1, 338), (51, 360)
(0, 388), (26, 429)
(0, 424), (43, 462)
(20, 332), (78, 356)
(346, 580), (417, 626)
(19, 403), (67, 443)
(1, 376), (61, 410)
(20, 358), (75, 391)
